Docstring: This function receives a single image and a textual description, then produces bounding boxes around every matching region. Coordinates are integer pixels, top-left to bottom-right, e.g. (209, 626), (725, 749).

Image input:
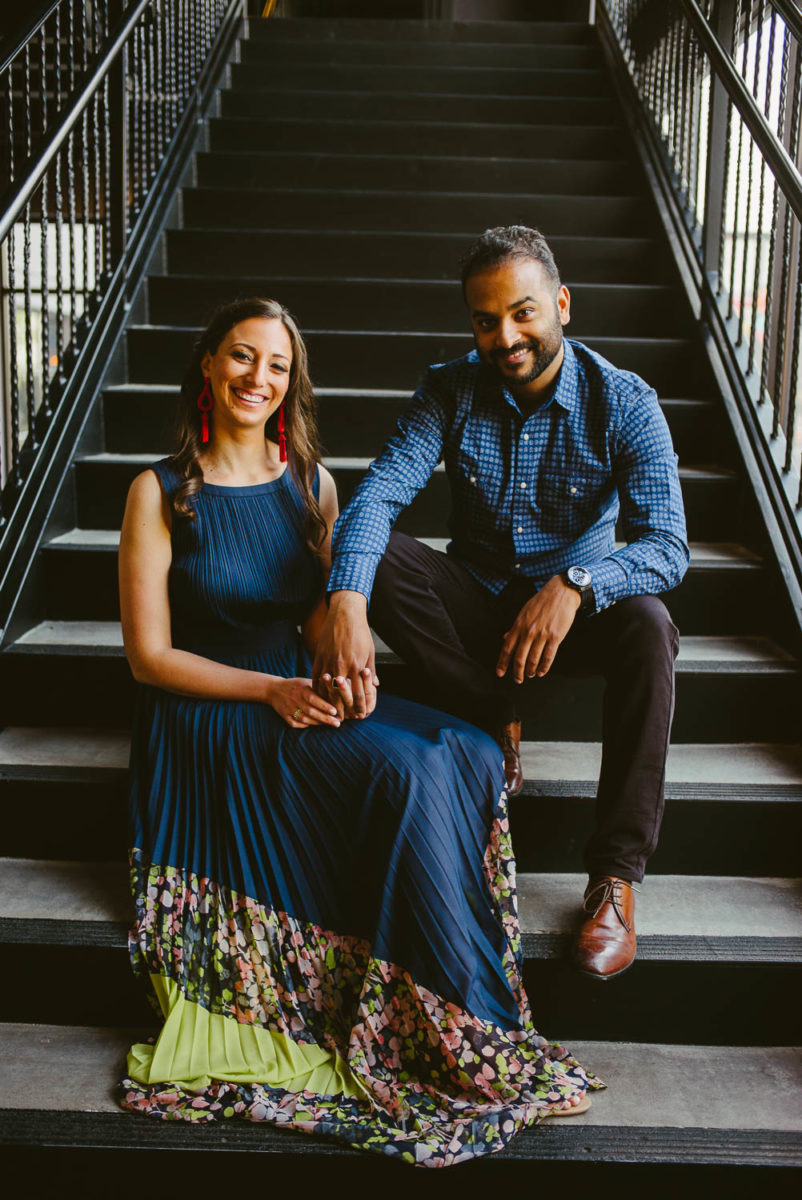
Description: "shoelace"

(583, 877), (640, 932)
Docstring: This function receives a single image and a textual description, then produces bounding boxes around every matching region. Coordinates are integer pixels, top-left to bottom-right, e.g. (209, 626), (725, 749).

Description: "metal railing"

(600, 0), (802, 559)
(0, 0), (240, 526)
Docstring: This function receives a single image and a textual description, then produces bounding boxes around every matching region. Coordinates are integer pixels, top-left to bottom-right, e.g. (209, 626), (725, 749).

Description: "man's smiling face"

(465, 257), (571, 396)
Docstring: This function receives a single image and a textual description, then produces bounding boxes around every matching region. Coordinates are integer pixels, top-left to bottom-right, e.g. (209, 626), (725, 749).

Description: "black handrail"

(0, 1), (151, 243)
(679, 0), (802, 223)
(0, 0), (61, 76)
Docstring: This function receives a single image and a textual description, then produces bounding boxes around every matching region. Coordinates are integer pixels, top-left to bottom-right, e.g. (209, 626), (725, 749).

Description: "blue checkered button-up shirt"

(328, 339), (689, 613)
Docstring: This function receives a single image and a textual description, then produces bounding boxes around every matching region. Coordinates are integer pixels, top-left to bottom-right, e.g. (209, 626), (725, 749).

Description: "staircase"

(1, 10), (800, 1182)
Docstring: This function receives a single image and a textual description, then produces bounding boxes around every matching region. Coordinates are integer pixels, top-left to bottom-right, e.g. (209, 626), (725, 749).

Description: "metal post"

(702, 0), (737, 277)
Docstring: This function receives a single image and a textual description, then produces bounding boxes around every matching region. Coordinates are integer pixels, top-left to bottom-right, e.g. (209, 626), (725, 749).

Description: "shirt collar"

(493, 338), (578, 418)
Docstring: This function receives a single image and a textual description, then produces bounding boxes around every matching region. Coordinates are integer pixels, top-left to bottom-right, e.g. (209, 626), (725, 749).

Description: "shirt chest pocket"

(535, 470), (610, 534)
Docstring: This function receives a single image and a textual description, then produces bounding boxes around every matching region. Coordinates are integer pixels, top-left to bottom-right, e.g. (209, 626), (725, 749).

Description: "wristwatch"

(561, 566), (595, 615)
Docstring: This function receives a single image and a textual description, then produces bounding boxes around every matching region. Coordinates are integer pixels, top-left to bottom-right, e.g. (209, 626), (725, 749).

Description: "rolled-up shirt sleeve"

(582, 388), (690, 613)
(328, 374), (451, 600)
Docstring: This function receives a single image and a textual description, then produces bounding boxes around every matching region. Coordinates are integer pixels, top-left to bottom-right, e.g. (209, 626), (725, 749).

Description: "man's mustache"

(491, 339), (539, 362)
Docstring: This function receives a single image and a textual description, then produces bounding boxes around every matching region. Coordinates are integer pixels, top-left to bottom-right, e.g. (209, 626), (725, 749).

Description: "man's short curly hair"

(460, 225), (561, 294)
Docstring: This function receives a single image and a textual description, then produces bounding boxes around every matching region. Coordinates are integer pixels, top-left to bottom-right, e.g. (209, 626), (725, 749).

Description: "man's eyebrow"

(470, 296), (537, 318)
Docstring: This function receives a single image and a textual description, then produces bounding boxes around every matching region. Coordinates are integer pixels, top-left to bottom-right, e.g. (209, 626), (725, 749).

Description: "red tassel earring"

(197, 378), (213, 444)
(277, 403), (287, 462)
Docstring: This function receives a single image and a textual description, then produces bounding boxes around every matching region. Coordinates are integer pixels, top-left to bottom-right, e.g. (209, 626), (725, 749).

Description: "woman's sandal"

(548, 1093), (592, 1117)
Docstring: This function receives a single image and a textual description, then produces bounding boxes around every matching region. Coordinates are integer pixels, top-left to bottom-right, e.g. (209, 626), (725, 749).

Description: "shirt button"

(517, 526), (523, 533)
(522, 433), (529, 441)
(569, 486), (578, 495)
(514, 563), (521, 570)
(469, 476), (476, 484)
(520, 481), (527, 490)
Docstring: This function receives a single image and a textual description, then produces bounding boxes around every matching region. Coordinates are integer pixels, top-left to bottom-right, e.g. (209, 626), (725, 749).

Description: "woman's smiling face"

(200, 317), (293, 434)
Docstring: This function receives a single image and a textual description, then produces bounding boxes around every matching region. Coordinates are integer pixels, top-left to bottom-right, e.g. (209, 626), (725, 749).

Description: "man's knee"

(614, 595), (679, 661)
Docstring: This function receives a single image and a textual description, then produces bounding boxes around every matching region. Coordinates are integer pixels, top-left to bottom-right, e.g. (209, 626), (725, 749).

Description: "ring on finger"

(292, 707), (303, 720)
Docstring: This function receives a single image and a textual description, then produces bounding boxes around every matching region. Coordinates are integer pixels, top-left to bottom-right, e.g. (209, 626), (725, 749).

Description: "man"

(313, 225), (688, 979)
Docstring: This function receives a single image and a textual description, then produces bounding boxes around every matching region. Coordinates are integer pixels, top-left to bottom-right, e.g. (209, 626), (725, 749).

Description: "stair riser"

(40, 546), (767, 638)
(72, 458), (735, 541)
(198, 144), (636, 196)
(147, 277), (687, 338)
(239, 38), (601, 68)
(247, 19), (597, 45)
(127, 330), (713, 396)
(219, 90), (619, 128)
(3, 776), (799, 876)
(166, 229), (670, 284)
(103, 390), (716, 461)
(2, 654), (795, 741)
(184, 187), (650, 238)
(210, 115), (624, 161)
(229, 62), (613, 97)
(1, 942), (797, 1044)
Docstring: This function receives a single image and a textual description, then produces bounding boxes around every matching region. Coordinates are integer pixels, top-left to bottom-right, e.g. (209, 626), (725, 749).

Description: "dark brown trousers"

(370, 532), (679, 883)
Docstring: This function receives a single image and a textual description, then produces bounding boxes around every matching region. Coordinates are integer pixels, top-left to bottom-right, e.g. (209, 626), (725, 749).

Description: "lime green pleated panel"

(127, 975), (364, 1098)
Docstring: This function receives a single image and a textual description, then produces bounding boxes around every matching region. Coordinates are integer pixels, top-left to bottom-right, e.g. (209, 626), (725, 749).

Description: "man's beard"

(489, 324), (563, 387)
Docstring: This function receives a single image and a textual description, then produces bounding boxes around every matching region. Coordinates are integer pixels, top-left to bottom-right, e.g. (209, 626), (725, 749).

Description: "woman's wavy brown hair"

(171, 297), (326, 550)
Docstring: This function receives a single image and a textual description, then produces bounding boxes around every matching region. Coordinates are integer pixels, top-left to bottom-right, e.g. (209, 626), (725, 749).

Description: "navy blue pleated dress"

(118, 457), (600, 1166)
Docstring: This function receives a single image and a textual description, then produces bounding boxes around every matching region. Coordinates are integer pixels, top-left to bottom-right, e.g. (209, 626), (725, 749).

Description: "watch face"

(567, 566), (592, 588)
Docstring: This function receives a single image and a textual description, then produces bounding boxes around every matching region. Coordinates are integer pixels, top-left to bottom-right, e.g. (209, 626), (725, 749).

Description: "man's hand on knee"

(496, 575), (581, 684)
(312, 591), (380, 718)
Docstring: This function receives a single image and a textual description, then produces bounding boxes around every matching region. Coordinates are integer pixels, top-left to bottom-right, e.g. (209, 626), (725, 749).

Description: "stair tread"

(0, 1022), (799, 1138)
(44, 529), (763, 567)
(1, 727), (800, 786)
(0, 861), (799, 942)
(8, 620), (795, 669)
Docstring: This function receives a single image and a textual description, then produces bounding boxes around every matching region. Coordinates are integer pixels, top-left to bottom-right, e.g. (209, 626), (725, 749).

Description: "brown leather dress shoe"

(573, 876), (637, 979)
(497, 720), (523, 795)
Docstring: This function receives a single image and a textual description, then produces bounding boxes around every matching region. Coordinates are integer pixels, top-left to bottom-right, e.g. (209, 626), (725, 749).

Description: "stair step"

(219, 89), (620, 127)
(248, 18), (598, 45)
(239, 36), (602, 69)
(0, 860), (798, 958)
(70, 453), (737, 541)
(126, 328), (715, 395)
(198, 145), (637, 195)
(165, 228), (671, 283)
(2, 729), (799, 873)
(0, 865), (797, 1039)
(2, 1025), (799, 1166)
(229, 62), (614, 98)
(146, 277), (688, 337)
(103, 384), (716, 462)
(183, 185), (651, 238)
(210, 113), (623, 159)
(2, 622), (798, 740)
(40, 530), (768, 636)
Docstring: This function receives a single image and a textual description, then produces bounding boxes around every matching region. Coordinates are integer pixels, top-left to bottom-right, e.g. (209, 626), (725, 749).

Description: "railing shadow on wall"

(0, 0), (245, 642)
(598, 0), (802, 636)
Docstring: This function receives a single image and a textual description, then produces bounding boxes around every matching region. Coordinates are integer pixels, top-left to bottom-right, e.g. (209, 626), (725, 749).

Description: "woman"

(117, 297), (601, 1166)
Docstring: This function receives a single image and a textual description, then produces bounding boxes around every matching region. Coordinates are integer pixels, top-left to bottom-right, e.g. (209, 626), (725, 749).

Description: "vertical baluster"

(727, 0), (747, 317)
(40, 25), (51, 419)
(80, 2), (90, 318)
(54, 8), (65, 388)
(760, 23), (787, 406)
(784, 238), (802, 472)
(156, 0), (165, 163)
(677, 16), (689, 195)
(715, 7), (737, 297)
(749, 3), (772, 375)
(23, 200), (36, 452)
(736, 2), (762, 347)
(148, 12), (156, 185)
(6, 55), (20, 493)
(772, 40), (801, 438)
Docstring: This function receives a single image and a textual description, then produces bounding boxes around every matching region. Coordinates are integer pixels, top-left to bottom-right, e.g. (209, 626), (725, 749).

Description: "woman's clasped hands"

(266, 677), (342, 729)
